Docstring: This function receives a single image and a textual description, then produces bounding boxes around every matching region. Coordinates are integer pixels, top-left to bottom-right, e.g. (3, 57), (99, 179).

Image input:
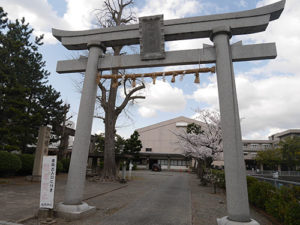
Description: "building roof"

(136, 116), (204, 133)
(242, 140), (274, 144)
(139, 152), (187, 159)
(269, 129), (300, 139)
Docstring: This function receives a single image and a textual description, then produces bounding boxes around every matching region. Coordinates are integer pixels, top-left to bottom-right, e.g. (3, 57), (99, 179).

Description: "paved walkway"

(100, 173), (191, 225)
(0, 171), (274, 225)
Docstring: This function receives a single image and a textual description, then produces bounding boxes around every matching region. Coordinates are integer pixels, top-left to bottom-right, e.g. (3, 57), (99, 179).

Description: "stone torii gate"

(53, 1), (285, 224)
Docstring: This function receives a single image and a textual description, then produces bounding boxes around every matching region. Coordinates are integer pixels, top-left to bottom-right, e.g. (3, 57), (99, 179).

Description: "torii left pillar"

(56, 41), (105, 220)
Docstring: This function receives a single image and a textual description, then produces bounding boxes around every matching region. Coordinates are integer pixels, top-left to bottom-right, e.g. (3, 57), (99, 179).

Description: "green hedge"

(17, 154), (34, 175)
(56, 161), (63, 174)
(212, 169), (225, 189)
(248, 179), (276, 210)
(207, 171), (299, 225)
(0, 151), (22, 176)
(61, 158), (70, 173)
(247, 176), (300, 225)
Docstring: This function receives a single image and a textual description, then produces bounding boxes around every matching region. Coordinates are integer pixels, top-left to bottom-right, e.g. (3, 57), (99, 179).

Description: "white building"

(136, 116), (204, 171)
(136, 116), (300, 171)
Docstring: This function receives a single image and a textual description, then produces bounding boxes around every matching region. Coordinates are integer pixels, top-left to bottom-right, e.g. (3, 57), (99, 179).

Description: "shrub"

(0, 151), (22, 176)
(119, 161), (125, 170)
(248, 180), (275, 209)
(56, 161), (63, 174)
(284, 200), (300, 225)
(132, 163), (137, 170)
(291, 185), (300, 200)
(265, 185), (300, 224)
(17, 154), (34, 175)
(61, 158), (70, 173)
(265, 188), (287, 222)
(246, 178), (300, 225)
(212, 169), (225, 189)
(99, 160), (104, 169)
(246, 176), (259, 187)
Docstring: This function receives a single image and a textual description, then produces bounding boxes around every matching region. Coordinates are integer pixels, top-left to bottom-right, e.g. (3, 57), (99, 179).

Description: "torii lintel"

(52, 0), (285, 50)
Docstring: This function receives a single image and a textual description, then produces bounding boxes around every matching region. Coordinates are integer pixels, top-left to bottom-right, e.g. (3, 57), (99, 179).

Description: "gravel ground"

(189, 173), (274, 225)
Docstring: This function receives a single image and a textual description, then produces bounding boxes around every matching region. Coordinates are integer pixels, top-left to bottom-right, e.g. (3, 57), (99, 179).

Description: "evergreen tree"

(95, 133), (105, 153)
(256, 148), (282, 170)
(124, 131), (142, 155)
(95, 133), (127, 154)
(115, 134), (126, 154)
(187, 123), (203, 135)
(279, 136), (300, 170)
(0, 7), (64, 152)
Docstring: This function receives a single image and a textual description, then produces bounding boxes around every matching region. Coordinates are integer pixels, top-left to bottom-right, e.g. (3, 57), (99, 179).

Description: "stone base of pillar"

(55, 202), (96, 220)
(217, 216), (260, 225)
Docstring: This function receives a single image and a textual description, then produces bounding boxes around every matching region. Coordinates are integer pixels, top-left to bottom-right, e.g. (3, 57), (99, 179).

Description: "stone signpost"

(29, 126), (51, 181)
(52, 1), (286, 224)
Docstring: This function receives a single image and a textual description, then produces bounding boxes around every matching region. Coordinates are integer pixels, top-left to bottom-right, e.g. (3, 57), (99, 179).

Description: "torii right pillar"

(211, 26), (259, 225)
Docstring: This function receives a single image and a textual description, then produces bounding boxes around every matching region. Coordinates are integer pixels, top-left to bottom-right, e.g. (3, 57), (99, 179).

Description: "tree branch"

(129, 96), (145, 100)
(94, 115), (105, 121)
(116, 82), (145, 116)
(98, 81), (108, 111)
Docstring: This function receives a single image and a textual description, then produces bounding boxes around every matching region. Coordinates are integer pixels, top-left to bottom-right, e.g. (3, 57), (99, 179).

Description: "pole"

(63, 41), (105, 205)
(211, 26), (255, 224)
(121, 161), (127, 183)
(129, 161), (133, 180)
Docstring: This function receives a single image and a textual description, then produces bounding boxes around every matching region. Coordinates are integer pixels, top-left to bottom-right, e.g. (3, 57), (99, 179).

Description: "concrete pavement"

(100, 173), (191, 225)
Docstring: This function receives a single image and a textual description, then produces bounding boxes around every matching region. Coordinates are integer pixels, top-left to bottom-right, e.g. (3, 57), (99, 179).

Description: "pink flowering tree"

(176, 109), (223, 182)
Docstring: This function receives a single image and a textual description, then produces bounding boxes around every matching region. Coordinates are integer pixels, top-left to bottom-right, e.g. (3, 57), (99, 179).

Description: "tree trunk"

(101, 48), (121, 181)
(197, 159), (203, 178)
(102, 108), (117, 180)
(193, 159), (197, 172)
(197, 159), (207, 185)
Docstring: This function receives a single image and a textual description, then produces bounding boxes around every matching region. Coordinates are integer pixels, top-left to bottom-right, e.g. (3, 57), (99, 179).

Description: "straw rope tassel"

(152, 75), (156, 85)
(162, 72), (166, 82)
(171, 74), (176, 83)
(132, 78), (136, 87)
(141, 74), (144, 83)
(194, 72), (200, 84)
(180, 70), (186, 81)
(112, 75), (118, 88)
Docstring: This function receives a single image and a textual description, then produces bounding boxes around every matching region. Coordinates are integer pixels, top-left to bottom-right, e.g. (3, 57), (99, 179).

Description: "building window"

(176, 122), (188, 127)
(145, 148), (152, 152)
(169, 160), (187, 166)
(250, 144), (259, 149)
(262, 144), (271, 149)
(158, 159), (168, 165)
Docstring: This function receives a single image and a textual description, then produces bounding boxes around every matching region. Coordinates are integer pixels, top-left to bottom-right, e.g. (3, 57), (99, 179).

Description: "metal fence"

(253, 170), (300, 177)
(252, 176), (300, 188)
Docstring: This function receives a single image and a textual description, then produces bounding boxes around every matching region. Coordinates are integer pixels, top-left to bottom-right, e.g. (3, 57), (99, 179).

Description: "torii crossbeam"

(53, 1), (286, 224)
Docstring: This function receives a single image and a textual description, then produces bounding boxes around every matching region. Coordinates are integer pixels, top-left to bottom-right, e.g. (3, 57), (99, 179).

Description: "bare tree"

(57, 103), (73, 160)
(176, 109), (223, 181)
(95, 0), (145, 180)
